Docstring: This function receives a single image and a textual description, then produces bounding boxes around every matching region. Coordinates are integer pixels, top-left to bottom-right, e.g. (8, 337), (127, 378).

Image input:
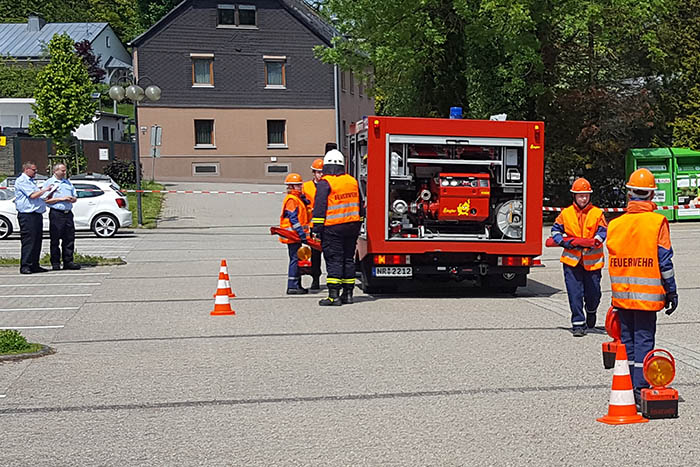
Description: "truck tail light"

(534, 124), (541, 143)
(498, 256), (532, 266)
(374, 254), (409, 265)
(115, 198), (126, 208)
(532, 258), (544, 267)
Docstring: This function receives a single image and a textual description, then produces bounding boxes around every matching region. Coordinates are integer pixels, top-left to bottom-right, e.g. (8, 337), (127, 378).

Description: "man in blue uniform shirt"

(14, 161), (53, 274)
(44, 163), (80, 270)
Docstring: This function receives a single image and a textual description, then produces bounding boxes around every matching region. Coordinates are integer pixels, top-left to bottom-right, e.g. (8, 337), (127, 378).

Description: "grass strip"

(126, 181), (164, 229)
(0, 252), (125, 267)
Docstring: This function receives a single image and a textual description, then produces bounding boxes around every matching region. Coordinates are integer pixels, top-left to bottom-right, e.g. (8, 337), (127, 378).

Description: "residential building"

(0, 15), (132, 84)
(129, 0), (374, 182)
(0, 98), (127, 141)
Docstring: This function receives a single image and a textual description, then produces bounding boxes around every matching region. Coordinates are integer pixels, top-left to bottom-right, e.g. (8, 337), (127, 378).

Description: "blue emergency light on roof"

(449, 107), (463, 119)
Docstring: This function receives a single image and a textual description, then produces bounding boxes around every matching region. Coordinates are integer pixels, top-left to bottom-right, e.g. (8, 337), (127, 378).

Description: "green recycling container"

(625, 148), (675, 220)
(671, 148), (700, 220)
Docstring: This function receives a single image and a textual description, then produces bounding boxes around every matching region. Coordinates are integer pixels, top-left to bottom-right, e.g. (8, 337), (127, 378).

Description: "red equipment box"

(641, 387), (679, 419)
(434, 173), (490, 222)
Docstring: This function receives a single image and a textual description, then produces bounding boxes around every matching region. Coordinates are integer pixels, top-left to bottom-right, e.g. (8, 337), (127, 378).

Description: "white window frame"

(265, 163), (290, 176)
(194, 119), (216, 149)
(192, 163), (220, 176)
(266, 119), (288, 149)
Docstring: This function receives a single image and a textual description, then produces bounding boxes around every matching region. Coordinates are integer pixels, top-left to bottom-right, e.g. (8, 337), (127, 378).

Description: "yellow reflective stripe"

(326, 277), (342, 284)
(341, 278), (356, 284)
(311, 218), (325, 223)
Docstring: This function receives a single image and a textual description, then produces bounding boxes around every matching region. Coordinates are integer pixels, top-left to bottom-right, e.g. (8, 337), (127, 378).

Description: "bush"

(104, 159), (137, 187)
(0, 329), (31, 353)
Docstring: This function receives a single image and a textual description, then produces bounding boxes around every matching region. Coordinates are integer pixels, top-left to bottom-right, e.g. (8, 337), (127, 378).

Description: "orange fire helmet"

(570, 177), (593, 194)
(310, 158), (324, 171)
(626, 168), (657, 191)
(284, 173), (303, 184)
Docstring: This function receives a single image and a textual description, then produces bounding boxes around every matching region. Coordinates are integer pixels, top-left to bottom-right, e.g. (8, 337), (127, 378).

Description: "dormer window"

(217, 4), (257, 27)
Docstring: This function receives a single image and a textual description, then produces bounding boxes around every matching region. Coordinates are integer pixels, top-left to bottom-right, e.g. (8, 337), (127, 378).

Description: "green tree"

(0, 58), (41, 98)
(29, 33), (96, 154)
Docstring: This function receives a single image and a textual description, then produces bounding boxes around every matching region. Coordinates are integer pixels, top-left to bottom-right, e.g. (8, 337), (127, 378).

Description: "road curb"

(0, 344), (55, 363)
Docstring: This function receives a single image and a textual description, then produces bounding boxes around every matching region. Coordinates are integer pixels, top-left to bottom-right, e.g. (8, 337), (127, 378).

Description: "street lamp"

(109, 80), (161, 226)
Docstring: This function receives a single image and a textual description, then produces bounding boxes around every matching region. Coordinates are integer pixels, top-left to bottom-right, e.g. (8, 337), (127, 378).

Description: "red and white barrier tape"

(0, 186), (284, 194)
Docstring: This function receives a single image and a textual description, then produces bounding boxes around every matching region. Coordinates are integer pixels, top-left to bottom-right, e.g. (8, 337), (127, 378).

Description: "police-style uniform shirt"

(14, 173), (46, 214)
(44, 176), (77, 212)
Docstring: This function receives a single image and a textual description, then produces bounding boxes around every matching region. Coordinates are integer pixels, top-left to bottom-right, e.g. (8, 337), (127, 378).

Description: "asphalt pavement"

(1, 182), (699, 466)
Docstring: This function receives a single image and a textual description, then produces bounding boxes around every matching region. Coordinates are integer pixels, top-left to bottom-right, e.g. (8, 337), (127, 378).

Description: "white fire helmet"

(323, 149), (345, 166)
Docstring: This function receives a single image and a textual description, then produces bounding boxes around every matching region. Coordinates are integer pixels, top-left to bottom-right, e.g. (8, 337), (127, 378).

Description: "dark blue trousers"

(322, 222), (360, 286)
(287, 243), (301, 289)
(563, 263), (601, 328)
(618, 309), (657, 398)
(49, 209), (75, 266)
(18, 212), (43, 271)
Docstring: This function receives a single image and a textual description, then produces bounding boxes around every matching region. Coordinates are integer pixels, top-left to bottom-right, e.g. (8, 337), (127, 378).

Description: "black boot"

(340, 284), (354, 304)
(319, 286), (342, 306)
(310, 277), (321, 291)
(586, 311), (597, 329)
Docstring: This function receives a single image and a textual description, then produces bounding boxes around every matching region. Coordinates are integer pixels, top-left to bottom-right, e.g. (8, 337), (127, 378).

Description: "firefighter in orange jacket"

(607, 168), (678, 405)
(280, 173), (310, 294)
(302, 158), (324, 290)
(550, 178), (607, 337)
(311, 149), (364, 306)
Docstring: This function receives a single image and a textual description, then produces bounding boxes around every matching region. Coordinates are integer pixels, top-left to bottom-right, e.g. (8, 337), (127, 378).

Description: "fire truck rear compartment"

(383, 140), (526, 241)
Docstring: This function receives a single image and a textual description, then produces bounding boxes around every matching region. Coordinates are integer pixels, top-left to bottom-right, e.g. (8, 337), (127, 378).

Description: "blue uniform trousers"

(18, 212), (43, 271)
(563, 263), (601, 328)
(321, 222), (360, 286)
(287, 243), (301, 289)
(618, 309), (657, 398)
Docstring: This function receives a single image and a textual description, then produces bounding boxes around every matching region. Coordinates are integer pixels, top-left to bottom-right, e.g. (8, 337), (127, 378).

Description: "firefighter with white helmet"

(311, 149), (364, 305)
(607, 168), (677, 408)
(303, 158), (325, 290)
(280, 172), (310, 294)
(550, 177), (608, 336)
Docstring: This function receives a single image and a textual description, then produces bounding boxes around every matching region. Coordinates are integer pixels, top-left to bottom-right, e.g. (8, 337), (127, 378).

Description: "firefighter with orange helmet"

(280, 173), (310, 294)
(550, 177), (608, 337)
(607, 168), (677, 407)
(311, 149), (364, 306)
(303, 158), (324, 290)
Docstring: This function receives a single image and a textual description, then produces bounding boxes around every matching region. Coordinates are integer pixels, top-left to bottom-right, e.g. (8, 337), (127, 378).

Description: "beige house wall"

(137, 107), (336, 182)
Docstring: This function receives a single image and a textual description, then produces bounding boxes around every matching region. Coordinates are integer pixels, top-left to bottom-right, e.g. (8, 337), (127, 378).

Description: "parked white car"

(0, 180), (132, 239)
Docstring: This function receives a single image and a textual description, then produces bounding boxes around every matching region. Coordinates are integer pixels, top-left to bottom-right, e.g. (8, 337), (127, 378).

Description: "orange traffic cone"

(211, 270), (236, 316)
(597, 343), (648, 425)
(213, 260), (236, 298)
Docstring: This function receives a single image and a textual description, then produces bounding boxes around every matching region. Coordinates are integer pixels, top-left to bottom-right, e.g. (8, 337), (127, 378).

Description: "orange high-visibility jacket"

(558, 205), (606, 270)
(607, 211), (666, 311)
(323, 174), (361, 226)
(302, 180), (316, 220)
(279, 193), (309, 244)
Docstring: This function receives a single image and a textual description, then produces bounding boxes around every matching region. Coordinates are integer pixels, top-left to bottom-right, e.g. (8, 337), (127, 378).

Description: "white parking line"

(1, 325), (65, 330)
(0, 283), (101, 288)
(0, 273), (110, 277)
(0, 395), (6, 398)
(0, 294), (91, 298)
(0, 307), (80, 312)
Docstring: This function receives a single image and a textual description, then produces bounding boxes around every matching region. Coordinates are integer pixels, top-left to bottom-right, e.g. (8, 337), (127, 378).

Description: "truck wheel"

(484, 273), (522, 296)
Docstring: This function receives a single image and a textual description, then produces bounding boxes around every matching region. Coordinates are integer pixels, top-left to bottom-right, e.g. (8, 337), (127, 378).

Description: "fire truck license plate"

(374, 266), (412, 277)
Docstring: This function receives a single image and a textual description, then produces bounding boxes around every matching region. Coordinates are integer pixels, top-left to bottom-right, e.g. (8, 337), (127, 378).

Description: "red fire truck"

(347, 116), (544, 293)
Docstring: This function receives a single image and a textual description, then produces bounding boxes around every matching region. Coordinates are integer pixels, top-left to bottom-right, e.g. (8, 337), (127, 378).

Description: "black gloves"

(311, 224), (323, 238)
(665, 292), (678, 315)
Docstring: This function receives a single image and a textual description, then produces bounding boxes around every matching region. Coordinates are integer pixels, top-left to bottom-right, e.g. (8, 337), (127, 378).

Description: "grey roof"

(104, 56), (132, 70)
(0, 22), (108, 58)
(130, 0), (336, 47)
